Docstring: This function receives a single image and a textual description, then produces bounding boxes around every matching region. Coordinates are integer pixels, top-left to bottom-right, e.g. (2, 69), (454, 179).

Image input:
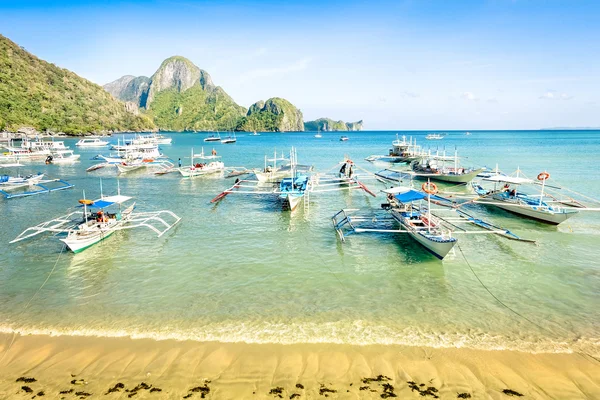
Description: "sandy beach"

(1, 333), (599, 399)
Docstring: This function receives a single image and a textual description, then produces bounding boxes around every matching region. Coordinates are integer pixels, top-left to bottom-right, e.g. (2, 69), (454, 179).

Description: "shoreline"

(1, 332), (599, 399)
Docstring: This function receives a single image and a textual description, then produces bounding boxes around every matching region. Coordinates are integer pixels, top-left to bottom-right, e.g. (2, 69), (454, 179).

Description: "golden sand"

(1, 332), (599, 399)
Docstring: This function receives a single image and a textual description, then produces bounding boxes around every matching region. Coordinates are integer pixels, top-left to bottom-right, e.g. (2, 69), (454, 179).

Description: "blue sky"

(1, 0), (599, 129)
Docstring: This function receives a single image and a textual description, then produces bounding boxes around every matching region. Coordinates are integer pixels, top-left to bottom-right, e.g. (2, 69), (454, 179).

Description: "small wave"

(1, 321), (598, 357)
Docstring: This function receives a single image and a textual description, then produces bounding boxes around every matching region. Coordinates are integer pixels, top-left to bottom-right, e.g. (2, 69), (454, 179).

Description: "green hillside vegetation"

(147, 86), (246, 131)
(240, 98), (304, 132)
(0, 34), (155, 134)
(236, 111), (281, 131)
(304, 118), (363, 131)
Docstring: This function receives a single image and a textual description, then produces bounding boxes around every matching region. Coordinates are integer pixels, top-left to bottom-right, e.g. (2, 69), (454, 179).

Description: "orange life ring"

(537, 172), (550, 181)
(421, 182), (438, 194)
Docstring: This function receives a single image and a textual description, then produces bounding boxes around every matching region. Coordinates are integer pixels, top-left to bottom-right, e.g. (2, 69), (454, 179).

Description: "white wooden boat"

(76, 138), (109, 147)
(425, 133), (446, 140)
(46, 150), (81, 164)
(21, 139), (70, 151)
(332, 183), (534, 260)
(204, 133), (221, 142)
(221, 133), (237, 144)
(11, 185), (181, 253)
(178, 148), (224, 177)
(0, 146), (50, 162)
(409, 151), (483, 184)
(0, 164), (74, 199)
(212, 150), (376, 213)
(470, 172), (579, 225)
(365, 134), (426, 163)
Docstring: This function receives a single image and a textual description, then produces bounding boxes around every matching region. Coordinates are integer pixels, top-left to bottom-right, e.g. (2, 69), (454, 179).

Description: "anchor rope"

(0, 244), (66, 365)
(456, 244), (600, 364)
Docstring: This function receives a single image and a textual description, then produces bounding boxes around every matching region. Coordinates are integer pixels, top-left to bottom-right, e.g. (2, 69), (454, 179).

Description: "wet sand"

(0, 332), (599, 399)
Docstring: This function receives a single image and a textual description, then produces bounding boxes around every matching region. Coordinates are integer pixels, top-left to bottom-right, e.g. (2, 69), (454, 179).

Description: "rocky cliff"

(0, 34), (155, 134)
(240, 97), (304, 132)
(304, 118), (363, 131)
(104, 56), (245, 131)
(105, 76), (151, 107)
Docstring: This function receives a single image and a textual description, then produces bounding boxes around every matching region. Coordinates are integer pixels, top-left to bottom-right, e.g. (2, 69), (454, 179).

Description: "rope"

(0, 244), (66, 365)
(456, 244), (600, 364)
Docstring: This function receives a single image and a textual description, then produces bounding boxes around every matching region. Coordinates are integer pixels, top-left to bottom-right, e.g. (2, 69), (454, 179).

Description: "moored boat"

(470, 172), (579, 225)
(76, 138), (109, 147)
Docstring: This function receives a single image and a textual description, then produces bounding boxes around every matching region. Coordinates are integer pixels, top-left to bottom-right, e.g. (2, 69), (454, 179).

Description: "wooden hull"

(285, 193), (304, 211)
(413, 168), (484, 184)
(392, 211), (457, 259)
(480, 199), (578, 225)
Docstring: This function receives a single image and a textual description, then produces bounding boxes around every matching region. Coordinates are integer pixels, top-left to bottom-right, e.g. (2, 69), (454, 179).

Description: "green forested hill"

(0, 35), (155, 134)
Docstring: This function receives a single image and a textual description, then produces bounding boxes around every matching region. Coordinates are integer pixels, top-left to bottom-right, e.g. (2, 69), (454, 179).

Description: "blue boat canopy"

(395, 190), (426, 203)
(89, 200), (114, 208)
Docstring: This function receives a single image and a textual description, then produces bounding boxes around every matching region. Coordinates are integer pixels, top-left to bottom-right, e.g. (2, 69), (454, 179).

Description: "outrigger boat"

(116, 158), (175, 174)
(365, 134), (426, 163)
(425, 133), (446, 140)
(253, 150), (313, 183)
(212, 149), (376, 212)
(467, 170), (581, 225)
(408, 150), (483, 184)
(10, 182), (181, 253)
(0, 163), (74, 199)
(332, 182), (534, 260)
(178, 148), (224, 178)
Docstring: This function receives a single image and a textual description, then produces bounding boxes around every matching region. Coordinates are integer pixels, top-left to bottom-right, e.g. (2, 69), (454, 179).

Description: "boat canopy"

(395, 189), (426, 203)
(80, 195), (133, 209)
(482, 175), (533, 184)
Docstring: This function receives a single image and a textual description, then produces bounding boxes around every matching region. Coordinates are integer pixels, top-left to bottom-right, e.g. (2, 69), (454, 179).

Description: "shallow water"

(1, 130), (599, 356)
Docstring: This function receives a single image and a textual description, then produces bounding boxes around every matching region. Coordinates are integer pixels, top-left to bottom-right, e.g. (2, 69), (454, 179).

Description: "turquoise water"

(1, 130), (599, 356)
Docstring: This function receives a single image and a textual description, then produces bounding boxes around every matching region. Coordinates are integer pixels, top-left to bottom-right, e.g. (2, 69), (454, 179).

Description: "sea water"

(0, 130), (599, 356)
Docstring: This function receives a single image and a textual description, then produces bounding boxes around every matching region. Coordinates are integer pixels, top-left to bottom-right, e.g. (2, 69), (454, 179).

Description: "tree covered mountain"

(104, 56), (247, 131)
(238, 98), (304, 132)
(105, 58), (309, 132)
(304, 118), (363, 131)
(0, 34), (155, 134)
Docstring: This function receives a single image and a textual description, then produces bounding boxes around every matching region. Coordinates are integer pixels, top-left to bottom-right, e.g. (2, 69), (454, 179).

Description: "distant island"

(542, 127), (600, 130)
(304, 118), (363, 131)
(0, 34), (363, 135)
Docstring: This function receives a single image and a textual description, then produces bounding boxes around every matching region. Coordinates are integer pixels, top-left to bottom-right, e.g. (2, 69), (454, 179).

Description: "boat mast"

(539, 171), (547, 206)
(454, 147), (458, 172)
(82, 190), (88, 220)
(427, 179), (432, 233)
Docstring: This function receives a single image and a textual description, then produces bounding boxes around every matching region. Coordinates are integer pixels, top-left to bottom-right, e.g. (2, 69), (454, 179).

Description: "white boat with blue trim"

(470, 171), (580, 225)
(10, 183), (181, 253)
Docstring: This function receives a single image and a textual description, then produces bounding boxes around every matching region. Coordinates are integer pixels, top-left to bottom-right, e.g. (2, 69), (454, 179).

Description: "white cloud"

(539, 90), (573, 100)
(461, 92), (479, 101)
(240, 58), (311, 82)
(400, 91), (419, 98)
(487, 97), (499, 103)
